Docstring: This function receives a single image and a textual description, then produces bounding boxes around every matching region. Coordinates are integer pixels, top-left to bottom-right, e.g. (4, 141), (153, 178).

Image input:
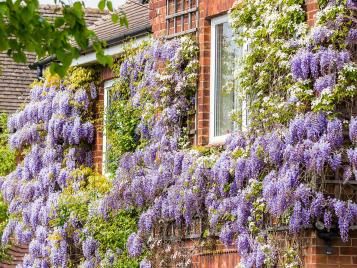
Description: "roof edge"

(29, 25), (152, 69)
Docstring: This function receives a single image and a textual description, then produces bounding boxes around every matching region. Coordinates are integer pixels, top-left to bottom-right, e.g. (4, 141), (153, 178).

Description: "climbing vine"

(0, 0), (356, 267)
(230, 0), (307, 130)
(95, 1), (357, 268)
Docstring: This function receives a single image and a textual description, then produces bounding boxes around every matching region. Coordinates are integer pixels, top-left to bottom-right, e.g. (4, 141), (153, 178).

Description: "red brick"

(340, 247), (357, 255)
(310, 254), (328, 264)
(327, 256), (352, 264)
(353, 256), (357, 264)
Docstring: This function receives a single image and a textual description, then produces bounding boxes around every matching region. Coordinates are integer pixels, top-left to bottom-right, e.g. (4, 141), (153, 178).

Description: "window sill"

(208, 134), (230, 147)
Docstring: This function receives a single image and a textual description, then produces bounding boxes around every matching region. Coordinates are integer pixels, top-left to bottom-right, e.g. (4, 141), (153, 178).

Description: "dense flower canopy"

(0, 0), (356, 267)
(1, 72), (97, 267)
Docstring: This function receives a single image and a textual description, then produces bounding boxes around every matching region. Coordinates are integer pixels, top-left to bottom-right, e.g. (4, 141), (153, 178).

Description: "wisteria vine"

(0, 0), (356, 267)
(0, 68), (98, 267)
(95, 1), (357, 268)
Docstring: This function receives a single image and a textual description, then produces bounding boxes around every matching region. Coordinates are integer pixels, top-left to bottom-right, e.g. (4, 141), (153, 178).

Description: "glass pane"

(214, 22), (244, 137)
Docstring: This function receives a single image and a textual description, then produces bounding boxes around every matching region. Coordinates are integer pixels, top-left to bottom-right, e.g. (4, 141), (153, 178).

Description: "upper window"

(209, 14), (247, 144)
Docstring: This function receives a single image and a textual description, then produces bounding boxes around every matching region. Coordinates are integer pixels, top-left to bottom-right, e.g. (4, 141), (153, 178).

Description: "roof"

(39, 5), (107, 26)
(0, 53), (37, 113)
(0, 5), (107, 114)
(90, 0), (151, 46)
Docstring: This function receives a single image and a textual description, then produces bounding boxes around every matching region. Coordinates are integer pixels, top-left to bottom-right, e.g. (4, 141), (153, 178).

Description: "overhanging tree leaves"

(0, 0), (128, 76)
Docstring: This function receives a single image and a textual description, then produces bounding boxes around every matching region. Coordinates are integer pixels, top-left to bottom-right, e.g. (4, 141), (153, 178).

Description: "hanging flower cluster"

(93, 1), (357, 268)
(78, 37), (199, 267)
(0, 0), (356, 267)
(290, 0), (357, 112)
(0, 68), (97, 267)
(99, 108), (357, 267)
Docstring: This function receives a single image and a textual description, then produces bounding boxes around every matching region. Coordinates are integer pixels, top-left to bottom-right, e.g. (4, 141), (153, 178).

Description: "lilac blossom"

(140, 259), (152, 268)
(314, 74), (336, 93)
(127, 233), (143, 257)
(349, 117), (357, 143)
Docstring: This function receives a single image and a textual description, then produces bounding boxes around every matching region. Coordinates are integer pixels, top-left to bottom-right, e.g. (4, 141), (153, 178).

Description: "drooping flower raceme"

(1, 69), (97, 267)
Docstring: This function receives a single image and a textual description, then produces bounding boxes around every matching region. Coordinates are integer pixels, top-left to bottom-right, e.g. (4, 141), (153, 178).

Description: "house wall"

(93, 67), (114, 173)
(92, 1), (357, 267)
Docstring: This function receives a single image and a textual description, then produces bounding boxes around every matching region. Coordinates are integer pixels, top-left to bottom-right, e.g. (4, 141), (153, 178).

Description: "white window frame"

(209, 14), (248, 145)
(102, 79), (115, 176)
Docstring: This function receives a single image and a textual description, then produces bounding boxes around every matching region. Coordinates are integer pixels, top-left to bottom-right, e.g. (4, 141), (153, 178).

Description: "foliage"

(0, 197), (10, 263)
(0, 114), (15, 262)
(104, 38), (198, 174)
(95, 36), (199, 266)
(54, 167), (141, 267)
(0, 67), (99, 267)
(86, 211), (140, 268)
(0, 0), (128, 76)
(289, 0), (357, 114)
(91, 1), (357, 268)
(0, 65), (145, 267)
(1, 1), (356, 267)
(105, 100), (141, 174)
(230, 0), (307, 131)
(0, 113), (16, 177)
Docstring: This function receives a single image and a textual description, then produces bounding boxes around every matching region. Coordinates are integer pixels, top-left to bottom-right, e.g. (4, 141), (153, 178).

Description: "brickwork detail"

(0, 244), (28, 268)
(306, 0), (319, 26)
(93, 67), (115, 173)
(303, 231), (357, 268)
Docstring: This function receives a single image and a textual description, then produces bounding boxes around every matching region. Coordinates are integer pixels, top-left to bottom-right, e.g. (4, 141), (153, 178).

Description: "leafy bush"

(0, 113), (16, 176)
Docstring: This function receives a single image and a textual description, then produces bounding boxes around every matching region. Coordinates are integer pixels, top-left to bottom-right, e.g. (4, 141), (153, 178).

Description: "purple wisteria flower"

(312, 26), (333, 44)
(347, 29), (357, 44)
(127, 233), (143, 257)
(350, 117), (357, 143)
(347, 0), (357, 10)
(140, 259), (152, 268)
(314, 74), (336, 93)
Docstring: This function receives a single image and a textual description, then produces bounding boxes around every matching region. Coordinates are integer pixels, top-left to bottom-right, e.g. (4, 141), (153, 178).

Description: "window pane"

(104, 85), (113, 174)
(214, 22), (243, 137)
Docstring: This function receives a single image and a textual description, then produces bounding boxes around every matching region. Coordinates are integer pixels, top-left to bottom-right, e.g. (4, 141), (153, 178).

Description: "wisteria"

(90, 1), (357, 267)
(0, 1), (356, 267)
(0, 68), (97, 267)
(290, 0), (357, 113)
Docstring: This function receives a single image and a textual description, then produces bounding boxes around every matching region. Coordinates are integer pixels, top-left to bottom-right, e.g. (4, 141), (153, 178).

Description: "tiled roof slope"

(0, 53), (37, 113)
(39, 4), (107, 25)
(0, 5), (107, 114)
(90, 0), (151, 44)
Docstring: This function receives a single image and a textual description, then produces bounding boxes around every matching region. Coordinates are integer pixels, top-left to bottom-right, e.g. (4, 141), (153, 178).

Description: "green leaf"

(107, 0), (113, 12)
(54, 17), (65, 28)
(12, 51), (27, 63)
(111, 13), (119, 23)
(120, 14), (128, 28)
(98, 0), (106, 11)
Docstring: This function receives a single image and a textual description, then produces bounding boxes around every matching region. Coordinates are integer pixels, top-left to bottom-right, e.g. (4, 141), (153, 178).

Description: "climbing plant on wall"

(0, 36), (199, 267)
(1, 1), (356, 267)
(0, 67), (100, 267)
(94, 1), (357, 267)
(0, 113), (14, 262)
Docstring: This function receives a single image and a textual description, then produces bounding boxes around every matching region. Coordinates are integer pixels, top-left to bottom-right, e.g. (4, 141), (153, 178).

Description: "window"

(103, 79), (115, 175)
(209, 14), (247, 144)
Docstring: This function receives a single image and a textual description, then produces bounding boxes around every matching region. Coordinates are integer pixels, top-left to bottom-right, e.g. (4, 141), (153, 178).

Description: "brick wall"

(149, 0), (166, 37)
(0, 244), (28, 267)
(306, 0), (319, 26)
(93, 67), (114, 173)
(303, 231), (357, 268)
